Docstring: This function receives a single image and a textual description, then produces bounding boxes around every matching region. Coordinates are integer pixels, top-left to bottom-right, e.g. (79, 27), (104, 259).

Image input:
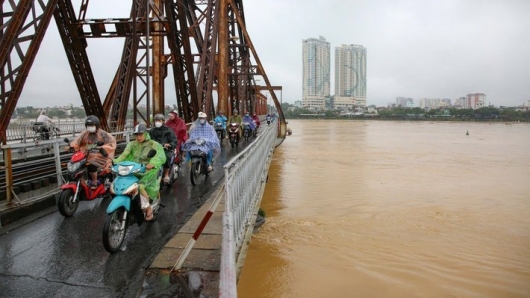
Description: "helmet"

(233, 110), (238, 114)
(198, 111), (207, 118)
(133, 123), (147, 134)
(85, 115), (100, 128)
(154, 113), (165, 121)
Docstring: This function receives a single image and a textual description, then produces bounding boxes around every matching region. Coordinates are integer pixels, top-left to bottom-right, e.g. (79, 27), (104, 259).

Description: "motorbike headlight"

(195, 139), (205, 146)
(67, 162), (81, 172)
(117, 165), (134, 176)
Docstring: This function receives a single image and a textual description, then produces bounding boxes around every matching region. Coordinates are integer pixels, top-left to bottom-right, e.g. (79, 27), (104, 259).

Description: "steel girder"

(1, 0), (286, 140)
(54, 0), (108, 131)
(0, 0), (59, 142)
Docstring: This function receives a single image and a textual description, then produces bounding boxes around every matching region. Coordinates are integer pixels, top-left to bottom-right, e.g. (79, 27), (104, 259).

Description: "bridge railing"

(0, 131), (132, 207)
(220, 122), (278, 296)
(4, 119), (135, 143)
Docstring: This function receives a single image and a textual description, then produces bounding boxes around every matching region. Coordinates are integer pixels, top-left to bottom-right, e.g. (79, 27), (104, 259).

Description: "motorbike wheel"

(190, 162), (202, 186)
(58, 188), (79, 217)
(103, 208), (128, 253)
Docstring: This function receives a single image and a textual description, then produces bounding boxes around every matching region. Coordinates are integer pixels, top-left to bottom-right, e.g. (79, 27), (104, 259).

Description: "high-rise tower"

(302, 36), (330, 110)
(334, 44), (367, 109)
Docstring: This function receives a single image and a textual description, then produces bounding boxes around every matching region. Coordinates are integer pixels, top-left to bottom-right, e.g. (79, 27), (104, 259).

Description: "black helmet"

(154, 113), (165, 121)
(85, 115), (100, 128)
(133, 123), (147, 134)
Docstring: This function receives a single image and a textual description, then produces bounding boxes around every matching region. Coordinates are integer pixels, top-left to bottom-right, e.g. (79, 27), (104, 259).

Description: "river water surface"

(237, 119), (530, 298)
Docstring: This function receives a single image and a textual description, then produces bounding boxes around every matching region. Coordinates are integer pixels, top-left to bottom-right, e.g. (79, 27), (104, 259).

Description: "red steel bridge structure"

(0, 0), (286, 142)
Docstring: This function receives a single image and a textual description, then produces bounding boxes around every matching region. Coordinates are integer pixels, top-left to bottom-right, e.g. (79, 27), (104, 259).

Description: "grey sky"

(18, 0), (530, 108)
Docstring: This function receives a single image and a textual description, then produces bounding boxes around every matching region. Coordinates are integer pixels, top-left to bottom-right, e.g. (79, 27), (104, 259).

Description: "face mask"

(87, 126), (96, 133)
(199, 119), (206, 125)
(155, 121), (163, 128)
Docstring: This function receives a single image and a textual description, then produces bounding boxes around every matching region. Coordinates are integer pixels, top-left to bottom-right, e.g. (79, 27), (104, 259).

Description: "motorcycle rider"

(242, 112), (257, 135)
(166, 110), (188, 150)
(35, 110), (55, 139)
(251, 113), (261, 130)
(214, 111), (227, 138)
(114, 124), (166, 221)
(69, 115), (117, 189)
(149, 114), (177, 184)
(182, 112), (220, 172)
(227, 109), (243, 138)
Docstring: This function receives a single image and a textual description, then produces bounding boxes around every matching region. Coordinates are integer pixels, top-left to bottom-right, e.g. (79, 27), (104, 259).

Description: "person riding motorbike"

(214, 111), (228, 139)
(182, 112), (220, 172)
(242, 112), (257, 136)
(113, 124), (166, 221)
(34, 110), (55, 139)
(227, 109), (243, 138)
(69, 115), (117, 189)
(251, 113), (261, 129)
(166, 110), (188, 150)
(214, 111), (227, 129)
(149, 114), (178, 184)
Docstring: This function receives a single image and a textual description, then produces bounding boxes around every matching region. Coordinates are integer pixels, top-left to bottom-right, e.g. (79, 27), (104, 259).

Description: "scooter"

(266, 116), (271, 125)
(58, 139), (112, 217)
(214, 122), (225, 141)
(242, 122), (252, 142)
(187, 138), (210, 186)
(33, 122), (60, 140)
(228, 123), (240, 148)
(102, 149), (162, 253)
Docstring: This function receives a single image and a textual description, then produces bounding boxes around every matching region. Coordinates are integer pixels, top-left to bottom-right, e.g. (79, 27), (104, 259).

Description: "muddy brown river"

(238, 120), (530, 298)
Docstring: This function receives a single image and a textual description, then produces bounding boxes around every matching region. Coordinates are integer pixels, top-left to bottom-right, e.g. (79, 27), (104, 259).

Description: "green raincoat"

(113, 132), (166, 199)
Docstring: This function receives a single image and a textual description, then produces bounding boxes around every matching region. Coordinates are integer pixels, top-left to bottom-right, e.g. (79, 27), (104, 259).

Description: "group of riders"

(68, 110), (263, 221)
(213, 109), (262, 138)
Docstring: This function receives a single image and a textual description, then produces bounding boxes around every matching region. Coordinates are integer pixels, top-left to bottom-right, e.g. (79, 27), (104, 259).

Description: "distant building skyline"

(334, 44), (367, 109)
(302, 36), (330, 110)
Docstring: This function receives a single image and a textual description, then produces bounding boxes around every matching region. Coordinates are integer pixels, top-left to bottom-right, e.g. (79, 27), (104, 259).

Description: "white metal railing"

(0, 130), (132, 208)
(4, 119), (135, 143)
(220, 123), (278, 296)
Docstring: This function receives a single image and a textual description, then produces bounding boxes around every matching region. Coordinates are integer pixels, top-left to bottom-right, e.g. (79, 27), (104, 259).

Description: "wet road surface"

(0, 138), (250, 297)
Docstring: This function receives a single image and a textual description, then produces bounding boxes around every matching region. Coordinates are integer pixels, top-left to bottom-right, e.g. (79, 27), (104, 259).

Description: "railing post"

(53, 141), (63, 186)
(3, 147), (14, 204)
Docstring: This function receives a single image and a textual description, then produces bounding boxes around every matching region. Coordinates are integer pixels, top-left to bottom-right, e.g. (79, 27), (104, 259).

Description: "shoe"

(91, 181), (99, 190)
(163, 177), (170, 183)
(207, 165), (213, 172)
(145, 206), (154, 221)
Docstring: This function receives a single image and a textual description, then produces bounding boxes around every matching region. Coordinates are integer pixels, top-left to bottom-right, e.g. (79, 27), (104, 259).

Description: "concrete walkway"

(141, 183), (225, 297)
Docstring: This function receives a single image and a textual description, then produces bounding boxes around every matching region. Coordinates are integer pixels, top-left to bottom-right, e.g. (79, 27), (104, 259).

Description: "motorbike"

(214, 122), (225, 141)
(163, 145), (181, 188)
(228, 123), (240, 148)
(242, 122), (252, 142)
(102, 149), (162, 253)
(266, 116), (271, 125)
(58, 139), (112, 217)
(187, 138), (210, 186)
(32, 122), (60, 140)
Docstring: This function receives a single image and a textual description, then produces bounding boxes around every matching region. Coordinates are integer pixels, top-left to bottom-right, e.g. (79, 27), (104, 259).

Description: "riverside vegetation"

(281, 104), (530, 122)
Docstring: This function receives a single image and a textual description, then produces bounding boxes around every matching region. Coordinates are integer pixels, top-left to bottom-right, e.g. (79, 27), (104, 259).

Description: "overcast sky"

(19, 0), (530, 108)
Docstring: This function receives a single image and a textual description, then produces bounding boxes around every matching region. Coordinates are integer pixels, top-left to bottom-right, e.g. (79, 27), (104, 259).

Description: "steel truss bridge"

(0, 0), (286, 141)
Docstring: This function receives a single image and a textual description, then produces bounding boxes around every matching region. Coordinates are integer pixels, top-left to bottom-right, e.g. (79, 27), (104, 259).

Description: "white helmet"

(198, 112), (207, 118)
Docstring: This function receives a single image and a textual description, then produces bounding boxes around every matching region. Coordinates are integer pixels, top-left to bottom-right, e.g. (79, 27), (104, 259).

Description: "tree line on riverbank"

(281, 105), (530, 122)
